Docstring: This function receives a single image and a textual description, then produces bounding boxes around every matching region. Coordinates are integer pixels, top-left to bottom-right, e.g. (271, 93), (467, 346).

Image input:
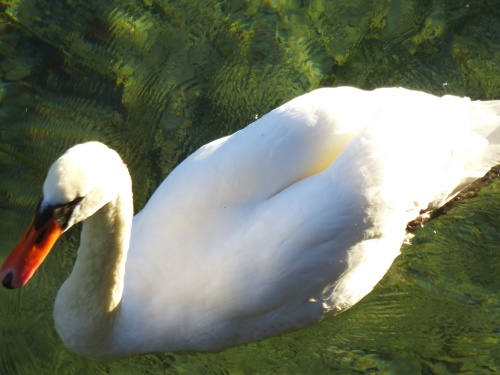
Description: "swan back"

(116, 88), (500, 354)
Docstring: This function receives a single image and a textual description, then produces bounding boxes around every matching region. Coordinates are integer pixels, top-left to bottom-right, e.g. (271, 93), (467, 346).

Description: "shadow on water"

(1, 0), (500, 373)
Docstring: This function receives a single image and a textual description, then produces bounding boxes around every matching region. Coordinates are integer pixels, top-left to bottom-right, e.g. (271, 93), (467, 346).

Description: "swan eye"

(34, 196), (85, 230)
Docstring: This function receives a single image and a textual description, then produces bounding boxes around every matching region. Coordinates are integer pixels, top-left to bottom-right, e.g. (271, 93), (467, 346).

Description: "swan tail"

(469, 99), (500, 174)
(470, 99), (500, 142)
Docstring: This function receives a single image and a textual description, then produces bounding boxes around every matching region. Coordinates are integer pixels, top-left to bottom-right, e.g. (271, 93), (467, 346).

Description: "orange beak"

(1, 217), (63, 289)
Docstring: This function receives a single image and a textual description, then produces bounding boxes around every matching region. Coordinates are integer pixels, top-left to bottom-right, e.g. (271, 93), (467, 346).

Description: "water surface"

(1, 0), (500, 373)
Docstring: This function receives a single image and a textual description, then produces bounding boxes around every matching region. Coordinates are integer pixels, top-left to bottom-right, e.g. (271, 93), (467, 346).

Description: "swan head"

(42, 142), (129, 229)
(0, 142), (131, 289)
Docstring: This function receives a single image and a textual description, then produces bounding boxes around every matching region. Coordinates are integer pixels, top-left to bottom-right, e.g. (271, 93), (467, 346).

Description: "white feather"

(21, 87), (500, 359)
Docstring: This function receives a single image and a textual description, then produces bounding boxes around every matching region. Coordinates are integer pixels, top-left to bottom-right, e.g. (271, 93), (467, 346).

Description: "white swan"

(1, 87), (500, 360)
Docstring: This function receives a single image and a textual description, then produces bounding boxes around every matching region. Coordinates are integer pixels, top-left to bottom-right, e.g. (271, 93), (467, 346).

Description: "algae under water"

(1, 0), (500, 373)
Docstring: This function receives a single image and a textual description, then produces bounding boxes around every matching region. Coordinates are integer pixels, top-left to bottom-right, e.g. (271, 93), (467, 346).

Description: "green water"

(1, 0), (500, 373)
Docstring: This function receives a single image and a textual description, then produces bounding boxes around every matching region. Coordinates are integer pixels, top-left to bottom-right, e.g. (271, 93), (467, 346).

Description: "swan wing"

(118, 87), (500, 352)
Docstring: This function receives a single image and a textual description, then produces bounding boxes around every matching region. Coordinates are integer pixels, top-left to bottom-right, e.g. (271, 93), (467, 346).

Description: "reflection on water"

(1, 0), (500, 373)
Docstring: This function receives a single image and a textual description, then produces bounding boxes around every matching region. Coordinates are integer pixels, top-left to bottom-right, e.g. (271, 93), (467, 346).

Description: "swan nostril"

(2, 272), (14, 289)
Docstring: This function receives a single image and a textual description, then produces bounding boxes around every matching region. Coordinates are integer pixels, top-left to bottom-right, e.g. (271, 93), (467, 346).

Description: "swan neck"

(54, 187), (133, 358)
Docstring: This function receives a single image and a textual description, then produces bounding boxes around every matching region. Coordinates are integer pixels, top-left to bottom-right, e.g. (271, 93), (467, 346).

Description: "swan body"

(2, 87), (500, 360)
